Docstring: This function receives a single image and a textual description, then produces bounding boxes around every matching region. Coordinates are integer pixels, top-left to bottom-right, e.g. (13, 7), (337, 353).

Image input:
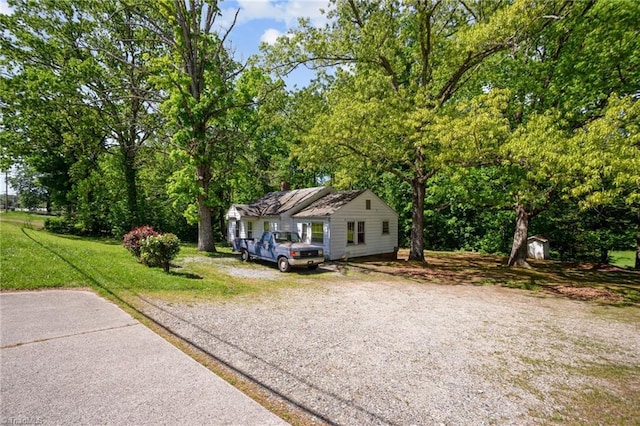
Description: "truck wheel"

(278, 257), (291, 272)
(240, 249), (250, 262)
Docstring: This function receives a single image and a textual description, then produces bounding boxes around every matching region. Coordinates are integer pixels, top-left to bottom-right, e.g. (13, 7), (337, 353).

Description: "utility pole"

(4, 169), (9, 212)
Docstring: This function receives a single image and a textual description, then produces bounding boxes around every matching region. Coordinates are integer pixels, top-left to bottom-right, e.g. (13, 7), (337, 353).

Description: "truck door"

(265, 233), (276, 260)
(256, 232), (273, 260)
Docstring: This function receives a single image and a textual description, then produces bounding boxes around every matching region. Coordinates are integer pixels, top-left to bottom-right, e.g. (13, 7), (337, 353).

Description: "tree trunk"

(409, 176), (426, 261)
(508, 203), (530, 267)
(636, 206), (640, 270)
(122, 147), (139, 230)
(196, 163), (215, 252)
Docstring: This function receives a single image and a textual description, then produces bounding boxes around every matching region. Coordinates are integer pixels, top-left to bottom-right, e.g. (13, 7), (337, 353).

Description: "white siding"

(294, 190), (398, 261)
(227, 217), (280, 243)
(527, 240), (549, 260)
(329, 191), (398, 260)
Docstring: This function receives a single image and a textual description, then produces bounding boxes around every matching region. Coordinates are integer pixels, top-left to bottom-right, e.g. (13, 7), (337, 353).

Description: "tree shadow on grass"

(168, 270), (203, 280)
(349, 250), (640, 304)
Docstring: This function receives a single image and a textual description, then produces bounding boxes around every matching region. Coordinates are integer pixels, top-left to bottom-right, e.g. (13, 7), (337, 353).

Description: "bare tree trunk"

(409, 176), (426, 261)
(508, 203), (530, 267)
(196, 163), (215, 252)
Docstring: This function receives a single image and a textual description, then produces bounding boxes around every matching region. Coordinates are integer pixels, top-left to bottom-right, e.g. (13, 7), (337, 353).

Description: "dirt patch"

(548, 285), (623, 302)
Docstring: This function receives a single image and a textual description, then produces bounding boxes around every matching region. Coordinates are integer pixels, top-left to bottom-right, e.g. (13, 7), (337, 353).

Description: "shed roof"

(293, 190), (366, 218)
(232, 186), (330, 217)
(528, 235), (549, 243)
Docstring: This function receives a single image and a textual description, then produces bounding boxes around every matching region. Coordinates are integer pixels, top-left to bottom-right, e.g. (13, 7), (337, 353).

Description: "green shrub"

(44, 216), (82, 235)
(140, 233), (180, 273)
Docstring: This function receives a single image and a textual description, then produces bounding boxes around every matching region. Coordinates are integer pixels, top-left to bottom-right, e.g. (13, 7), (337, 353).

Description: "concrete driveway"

(0, 290), (286, 425)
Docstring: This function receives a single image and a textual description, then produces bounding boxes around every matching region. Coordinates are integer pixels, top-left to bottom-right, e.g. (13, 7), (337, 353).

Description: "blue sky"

(0, 0), (330, 86)
(218, 0), (331, 88)
(0, 0), (330, 192)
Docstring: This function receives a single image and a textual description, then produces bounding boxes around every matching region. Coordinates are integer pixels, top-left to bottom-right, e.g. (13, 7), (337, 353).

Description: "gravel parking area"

(142, 272), (639, 425)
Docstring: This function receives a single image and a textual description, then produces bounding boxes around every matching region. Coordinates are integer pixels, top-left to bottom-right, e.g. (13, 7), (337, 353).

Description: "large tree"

(142, 0), (243, 251)
(265, 0), (563, 261)
(494, 0), (640, 267)
(0, 0), (107, 218)
(84, 1), (165, 229)
(1, 0), (165, 232)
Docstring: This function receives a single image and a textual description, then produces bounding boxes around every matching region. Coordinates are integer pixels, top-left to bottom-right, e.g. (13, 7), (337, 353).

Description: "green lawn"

(610, 250), (637, 269)
(0, 214), (287, 301)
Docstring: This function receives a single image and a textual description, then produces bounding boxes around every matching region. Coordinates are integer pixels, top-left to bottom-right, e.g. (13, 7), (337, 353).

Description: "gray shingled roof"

(293, 190), (366, 218)
(234, 186), (329, 217)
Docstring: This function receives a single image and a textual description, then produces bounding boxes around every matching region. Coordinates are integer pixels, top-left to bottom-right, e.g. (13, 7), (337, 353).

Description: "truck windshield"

(273, 232), (300, 243)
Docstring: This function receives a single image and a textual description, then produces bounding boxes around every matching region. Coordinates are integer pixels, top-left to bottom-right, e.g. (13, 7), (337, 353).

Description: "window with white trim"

(357, 221), (365, 244)
(247, 221), (253, 239)
(382, 220), (389, 235)
(311, 222), (324, 244)
(347, 222), (355, 244)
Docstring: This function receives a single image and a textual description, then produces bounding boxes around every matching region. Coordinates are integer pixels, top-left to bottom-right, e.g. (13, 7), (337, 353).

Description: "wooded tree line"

(1, 0), (638, 268)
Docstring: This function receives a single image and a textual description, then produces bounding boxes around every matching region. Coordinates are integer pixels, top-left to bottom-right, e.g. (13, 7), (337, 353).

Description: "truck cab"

(233, 231), (325, 272)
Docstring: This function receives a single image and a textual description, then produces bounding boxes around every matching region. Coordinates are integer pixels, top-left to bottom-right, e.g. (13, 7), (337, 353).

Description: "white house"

(226, 186), (398, 261)
(527, 235), (550, 260)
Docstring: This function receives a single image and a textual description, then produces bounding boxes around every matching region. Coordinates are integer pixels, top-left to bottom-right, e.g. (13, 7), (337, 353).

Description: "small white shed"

(527, 235), (550, 260)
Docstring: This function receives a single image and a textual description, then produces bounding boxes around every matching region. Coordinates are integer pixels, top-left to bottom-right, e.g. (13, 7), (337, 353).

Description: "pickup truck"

(233, 231), (325, 272)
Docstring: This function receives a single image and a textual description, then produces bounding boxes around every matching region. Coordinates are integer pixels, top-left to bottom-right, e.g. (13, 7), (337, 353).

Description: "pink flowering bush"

(122, 226), (159, 259)
(123, 226), (181, 273)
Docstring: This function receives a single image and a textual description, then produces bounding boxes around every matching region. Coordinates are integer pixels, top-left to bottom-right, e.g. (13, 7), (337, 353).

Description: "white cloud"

(260, 28), (283, 45)
(0, 0), (14, 15)
(221, 0), (331, 29)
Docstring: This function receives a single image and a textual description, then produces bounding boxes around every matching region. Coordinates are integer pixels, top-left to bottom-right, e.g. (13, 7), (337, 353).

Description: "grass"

(0, 214), (301, 301)
(610, 250), (637, 269)
(552, 363), (640, 424)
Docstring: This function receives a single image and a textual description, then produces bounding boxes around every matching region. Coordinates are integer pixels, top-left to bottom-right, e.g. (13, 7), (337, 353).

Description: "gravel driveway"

(141, 269), (639, 425)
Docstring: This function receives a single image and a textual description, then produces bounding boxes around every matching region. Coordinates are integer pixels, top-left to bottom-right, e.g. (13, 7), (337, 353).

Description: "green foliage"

(569, 95), (639, 208)
(8, 162), (48, 210)
(264, 0), (568, 260)
(533, 199), (636, 263)
(2, 0), (638, 267)
(140, 233), (181, 273)
(122, 226), (160, 259)
(44, 216), (82, 236)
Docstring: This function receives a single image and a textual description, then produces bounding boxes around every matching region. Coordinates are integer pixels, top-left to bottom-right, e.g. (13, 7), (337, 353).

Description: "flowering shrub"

(122, 226), (159, 259)
(140, 233), (181, 273)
